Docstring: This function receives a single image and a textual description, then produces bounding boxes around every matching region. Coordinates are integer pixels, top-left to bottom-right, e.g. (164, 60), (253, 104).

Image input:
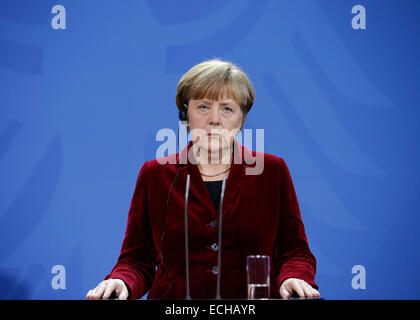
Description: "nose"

(209, 105), (221, 126)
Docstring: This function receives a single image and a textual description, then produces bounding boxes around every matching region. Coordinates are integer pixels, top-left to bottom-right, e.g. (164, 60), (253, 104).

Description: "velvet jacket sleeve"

(104, 161), (157, 299)
(273, 158), (318, 290)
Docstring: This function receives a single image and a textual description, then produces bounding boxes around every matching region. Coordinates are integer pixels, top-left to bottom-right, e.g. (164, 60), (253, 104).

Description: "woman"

(86, 59), (320, 300)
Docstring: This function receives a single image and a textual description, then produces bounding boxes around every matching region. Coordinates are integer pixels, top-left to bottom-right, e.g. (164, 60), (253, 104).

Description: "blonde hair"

(175, 59), (255, 117)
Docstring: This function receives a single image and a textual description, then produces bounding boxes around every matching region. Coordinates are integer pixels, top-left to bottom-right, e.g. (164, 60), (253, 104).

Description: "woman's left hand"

(279, 278), (320, 299)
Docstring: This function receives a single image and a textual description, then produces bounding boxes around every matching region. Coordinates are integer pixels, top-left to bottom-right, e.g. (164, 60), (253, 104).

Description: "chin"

(208, 146), (223, 153)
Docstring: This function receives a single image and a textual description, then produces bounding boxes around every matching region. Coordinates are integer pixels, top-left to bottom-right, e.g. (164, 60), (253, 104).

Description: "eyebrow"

(197, 99), (235, 105)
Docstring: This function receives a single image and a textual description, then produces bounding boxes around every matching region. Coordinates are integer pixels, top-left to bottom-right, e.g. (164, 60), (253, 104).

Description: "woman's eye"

(199, 105), (208, 110)
(223, 107), (233, 112)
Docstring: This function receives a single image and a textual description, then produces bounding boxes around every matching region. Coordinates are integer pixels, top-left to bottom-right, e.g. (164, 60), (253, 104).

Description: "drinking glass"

(246, 255), (270, 299)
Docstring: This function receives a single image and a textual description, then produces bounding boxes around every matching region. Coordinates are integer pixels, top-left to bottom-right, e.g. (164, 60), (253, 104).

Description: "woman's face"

(187, 93), (244, 156)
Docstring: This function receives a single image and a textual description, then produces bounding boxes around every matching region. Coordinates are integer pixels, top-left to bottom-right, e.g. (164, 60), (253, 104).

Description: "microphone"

(184, 174), (191, 299)
(215, 176), (227, 300)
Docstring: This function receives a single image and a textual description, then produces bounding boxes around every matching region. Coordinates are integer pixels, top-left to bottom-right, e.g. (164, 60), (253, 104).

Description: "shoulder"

(263, 152), (291, 179)
(247, 149), (288, 171)
(137, 152), (179, 176)
(261, 151), (286, 166)
(237, 142), (292, 179)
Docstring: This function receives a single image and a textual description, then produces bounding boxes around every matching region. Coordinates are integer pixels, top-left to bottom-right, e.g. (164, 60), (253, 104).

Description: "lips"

(207, 134), (222, 139)
(207, 131), (223, 136)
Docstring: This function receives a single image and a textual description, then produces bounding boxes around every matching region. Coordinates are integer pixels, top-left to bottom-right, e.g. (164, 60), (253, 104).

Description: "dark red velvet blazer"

(105, 139), (318, 299)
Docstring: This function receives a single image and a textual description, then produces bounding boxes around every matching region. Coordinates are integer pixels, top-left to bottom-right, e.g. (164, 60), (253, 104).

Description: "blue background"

(0, 0), (419, 300)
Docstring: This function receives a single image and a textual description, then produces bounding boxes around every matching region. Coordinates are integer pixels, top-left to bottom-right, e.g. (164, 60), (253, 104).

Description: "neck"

(193, 145), (233, 181)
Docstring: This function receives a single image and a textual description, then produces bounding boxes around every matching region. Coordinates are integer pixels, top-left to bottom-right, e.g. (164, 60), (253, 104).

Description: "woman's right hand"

(86, 279), (129, 300)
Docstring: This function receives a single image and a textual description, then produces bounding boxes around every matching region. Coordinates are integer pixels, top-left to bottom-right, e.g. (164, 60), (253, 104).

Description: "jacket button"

(211, 266), (219, 275)
(209, 220), (217, 228)
(210, 243), (218, 251)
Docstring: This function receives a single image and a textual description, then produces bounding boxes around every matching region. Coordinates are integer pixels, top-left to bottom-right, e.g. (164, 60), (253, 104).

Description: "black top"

(204, 180), (223, 212)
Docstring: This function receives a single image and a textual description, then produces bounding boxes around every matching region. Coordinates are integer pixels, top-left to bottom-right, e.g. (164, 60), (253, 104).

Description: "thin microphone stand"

(215, 176), (227, 300)
(184, 174), (191, 299)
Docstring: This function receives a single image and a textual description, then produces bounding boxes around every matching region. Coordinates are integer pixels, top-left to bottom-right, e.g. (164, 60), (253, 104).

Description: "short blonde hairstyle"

(175, 59), (255, 116)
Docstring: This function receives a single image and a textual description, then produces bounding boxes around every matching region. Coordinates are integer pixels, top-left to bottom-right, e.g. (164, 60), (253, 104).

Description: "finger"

(279, 285), (292, 299)
(92, 283), (106, 299)
(86, 290), (93, 300)
(291, 282), (305, 298)
(306, 285), (321, 299)
(303, 285), (315, 298)
(87, 289), (97, 300)
(312, 288), (321, 298)
(117, 288), (129, 300)
(103, 282), (116, 299)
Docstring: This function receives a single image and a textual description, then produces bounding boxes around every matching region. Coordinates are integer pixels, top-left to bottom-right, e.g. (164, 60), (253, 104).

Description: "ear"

(185, 103), (189, 122)
(240, 115), (246, 131)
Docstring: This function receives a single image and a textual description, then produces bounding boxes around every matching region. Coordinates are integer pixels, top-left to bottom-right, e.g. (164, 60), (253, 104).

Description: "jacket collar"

(176, 139), (253, 218)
